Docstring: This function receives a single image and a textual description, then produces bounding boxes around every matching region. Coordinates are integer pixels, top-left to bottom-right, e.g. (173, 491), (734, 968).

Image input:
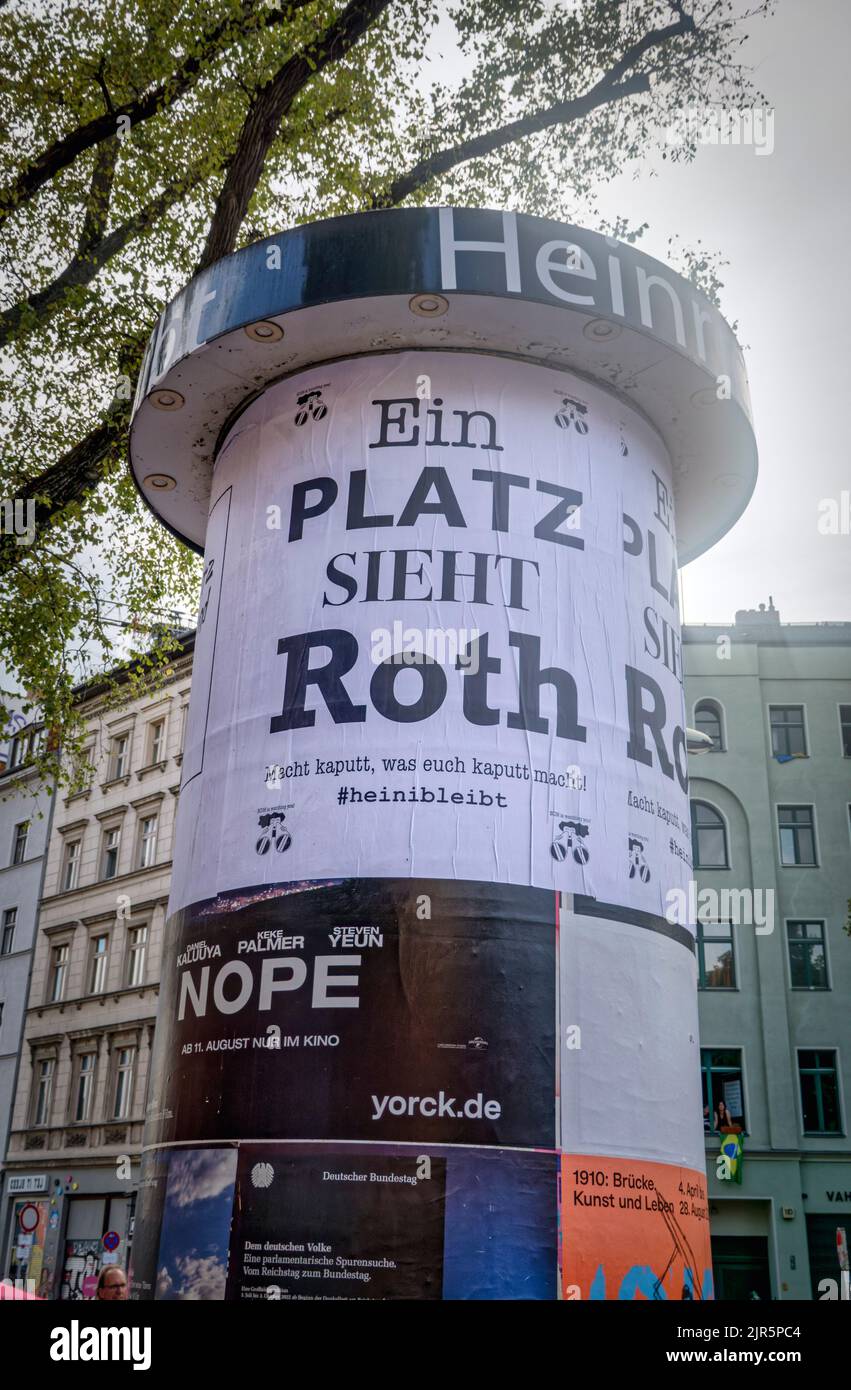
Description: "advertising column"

(128, 208), (757, 1300)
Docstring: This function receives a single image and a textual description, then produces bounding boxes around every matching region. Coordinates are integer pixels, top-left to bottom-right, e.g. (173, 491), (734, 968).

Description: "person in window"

(714, 1100), (742, 1134)
(95, 1265), (128, 1300)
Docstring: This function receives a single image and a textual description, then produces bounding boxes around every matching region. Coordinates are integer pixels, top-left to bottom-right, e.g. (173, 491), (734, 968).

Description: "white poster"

(560, 910), (703, 1170)
(171, 351), (692, 919)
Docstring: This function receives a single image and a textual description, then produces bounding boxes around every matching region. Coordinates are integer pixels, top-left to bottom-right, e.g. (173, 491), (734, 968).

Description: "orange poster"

(561, 1155), (713, 1300)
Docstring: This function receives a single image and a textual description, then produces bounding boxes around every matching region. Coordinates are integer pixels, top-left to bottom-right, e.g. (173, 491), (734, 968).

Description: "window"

(778, 805), (817, 866)
(695, 699), (724, 751)
(7, 729), (41, 769)
(49, 943), (69, 1002)
(840, 705), (851, 757)
(110, 733), (129, 781)
(62, 838), (81, 892)
(113, 1046), (136, 1119)
(73, 1052), (96, 1123)
(178, 704), (188, 752)
(799, 1050), (841, 1135)
(697, 921), (735, 989)
(691, 801), (728, 868)
(12, 820), (29, 864)
(148, 719), (165, 765)
(770, 705), (807, 757)
(88, 934), (109, 994)
(1, 907), (17, 955)
(33, 1057), (55, 1126)
(137, 814), (158, 869)
(71, 743), (95, 793)
(701, 1048), (746, 1132)
(788, 921), (828, 989)
(125, 926), (148, 987)
(101, 826), (121, 880)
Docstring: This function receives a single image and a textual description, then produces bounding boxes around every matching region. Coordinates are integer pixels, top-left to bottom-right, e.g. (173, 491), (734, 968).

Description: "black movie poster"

(147, 878), (556, 1150)
(229, 1148), (447, 1301)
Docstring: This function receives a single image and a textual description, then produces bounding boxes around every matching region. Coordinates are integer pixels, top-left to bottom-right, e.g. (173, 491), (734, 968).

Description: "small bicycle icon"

(551, 820), (590, 864)
(628, 838), (651, 882)
(554, 397), (589, 433)
(256, 812), (292, 855)
(294, 389), (327, 426)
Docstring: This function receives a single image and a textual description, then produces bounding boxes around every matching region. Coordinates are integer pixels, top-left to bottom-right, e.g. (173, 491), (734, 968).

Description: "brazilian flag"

(719, 1132), (744, 1184)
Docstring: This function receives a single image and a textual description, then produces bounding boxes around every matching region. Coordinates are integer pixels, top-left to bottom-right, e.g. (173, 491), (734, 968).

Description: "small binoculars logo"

(255, 811), (292, 855)
(554, 397), (589, 433)
(294, 388), (327, 426)
(551, 820), (591, 864)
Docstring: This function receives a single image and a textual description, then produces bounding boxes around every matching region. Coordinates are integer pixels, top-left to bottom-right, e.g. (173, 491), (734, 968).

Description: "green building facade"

(685, 601), (851, 1301)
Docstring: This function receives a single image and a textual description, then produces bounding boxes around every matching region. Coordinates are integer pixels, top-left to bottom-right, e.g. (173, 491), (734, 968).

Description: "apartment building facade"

(1, 637), (193, 1299)
(0, 722), (54, 1185)
(685, 602), (851, 1301)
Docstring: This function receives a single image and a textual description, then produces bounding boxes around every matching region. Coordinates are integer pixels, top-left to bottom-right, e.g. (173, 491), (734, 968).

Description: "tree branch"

(0, 161), (210, 348)
(2, 0), (392, 572)
(373, 10), (694, 209)
(0, 0), (316, 222)
(0, 408), (129, 577)
(198, 0), (393, 270)
(374, 74), (651, 208)
(603, 9), (696, 87)
(76, 136), (120, 256)
(0, 98), (350, 350)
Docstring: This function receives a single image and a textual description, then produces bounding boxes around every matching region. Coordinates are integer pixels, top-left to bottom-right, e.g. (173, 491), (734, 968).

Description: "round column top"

(129, 206), (756, 564)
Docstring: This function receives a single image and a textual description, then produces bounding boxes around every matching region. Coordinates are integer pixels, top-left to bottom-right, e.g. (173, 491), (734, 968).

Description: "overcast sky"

(590, 0), (851, 625)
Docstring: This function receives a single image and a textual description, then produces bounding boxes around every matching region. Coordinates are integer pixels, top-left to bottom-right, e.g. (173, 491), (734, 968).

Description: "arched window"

(691, 800), (729, 868)
(694, 699), (724, 751)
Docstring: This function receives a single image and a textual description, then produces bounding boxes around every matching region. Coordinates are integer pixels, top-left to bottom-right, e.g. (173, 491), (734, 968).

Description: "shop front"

(3, 1165), (135, 1300)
